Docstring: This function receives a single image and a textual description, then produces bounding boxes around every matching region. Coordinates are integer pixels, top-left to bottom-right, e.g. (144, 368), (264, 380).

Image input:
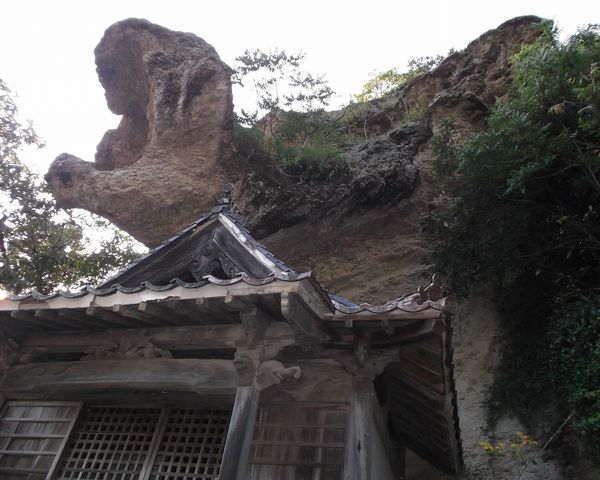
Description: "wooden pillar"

(218, 385), (259, 480)
(373, 398), (406, 479)
(345, 371), (374, 480)
(393, 438), (407, 480)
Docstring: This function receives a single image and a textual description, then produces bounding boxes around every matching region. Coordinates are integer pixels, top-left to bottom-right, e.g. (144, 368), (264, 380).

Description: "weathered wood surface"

(372, 398), (405, 479)
(259, 361), (353, 404)
(0, 401), (81, 480)
(19, 322), (297, 355)
(344, 373), (373, 480)
(384, 318), (462, 474)
(367, 318), (443, 347)
(0, 359), (238, 396)
(248, 402), (348, 480)
(219, 386), (259, 480)
(281, 292), (329, 345)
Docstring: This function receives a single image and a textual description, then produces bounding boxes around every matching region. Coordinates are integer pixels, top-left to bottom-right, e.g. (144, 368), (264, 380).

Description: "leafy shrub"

(356, 55), (445, 102)
(276, 143), (348, 182)
(549, 297), (600, 460)
(233, 121), (349, 183)
(430, 118), (460, 176)
(428, 22), (600, 461)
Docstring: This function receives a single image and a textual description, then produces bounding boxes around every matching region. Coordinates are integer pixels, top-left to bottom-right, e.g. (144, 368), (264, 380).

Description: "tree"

(355, 55), (445, 102)
(428, 23), (600, 460)
(233, 48), (334, 126)
(0, 79), (140, 294)
(232, 49), (347, 182)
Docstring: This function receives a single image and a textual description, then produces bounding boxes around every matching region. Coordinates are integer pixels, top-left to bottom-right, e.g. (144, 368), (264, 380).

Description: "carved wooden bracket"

(233, 351), (259, 386)
(254, 360), (301, 392)
(81, 339), (173, 360)
(232, 353), (301, 392)
(239, 307), (269, 350)
(0, 335), (35, 371)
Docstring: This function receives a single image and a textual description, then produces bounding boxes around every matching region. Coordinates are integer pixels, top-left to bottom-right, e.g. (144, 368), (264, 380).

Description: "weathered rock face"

(255, 16), (546, 296)
(46, 19), (238, 245)
(45, 16), (544, 248)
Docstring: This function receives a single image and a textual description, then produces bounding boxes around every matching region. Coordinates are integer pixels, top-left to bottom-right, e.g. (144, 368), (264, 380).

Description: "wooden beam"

(439, 320), (462, 473)
(57, 309), (101, 329)
(34, 309), (81, 330)
(368, 319), (441, 347)
(219, 386), (259, 480)
(0, 359), (238, 396)
(112, 304), (162, 327)
(20, 322), (297, 355)
(195, 298), (236, 323)
(10, 311), (60, 331)
(162, 300), (209, 325)
(138, 302), (187, 326)
(280, 292), (329, 346)
(224, 293), (257, 313)
(85, 306), (138, 328)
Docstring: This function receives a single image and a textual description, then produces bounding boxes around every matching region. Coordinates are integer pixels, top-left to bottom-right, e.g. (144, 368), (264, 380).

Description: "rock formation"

(46, 15), (593, 479)
(46, 16), (543, 248)
(46, 19), (238, 244)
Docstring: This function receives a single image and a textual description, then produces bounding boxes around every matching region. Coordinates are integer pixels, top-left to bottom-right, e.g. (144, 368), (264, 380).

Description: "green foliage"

(428, 23), (600, 460)
(356, 55), (445, 102)
(0, 79), (141, 294)
(430, 118), (460, 176)
(233, 48), (334, 122)
(355, 69), (406, 103)
(275, 143), (348, 182)
(233, 121), (349, 183)
(549, 297), (600, 459)
(233, 49), (348, 182)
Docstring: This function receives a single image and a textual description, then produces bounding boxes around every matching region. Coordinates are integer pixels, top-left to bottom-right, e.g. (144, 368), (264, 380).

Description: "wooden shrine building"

(0, 193), (462, 479)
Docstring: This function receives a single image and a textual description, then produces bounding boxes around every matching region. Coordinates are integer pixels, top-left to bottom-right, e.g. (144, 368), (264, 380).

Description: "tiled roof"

(7, 272), (313, 302)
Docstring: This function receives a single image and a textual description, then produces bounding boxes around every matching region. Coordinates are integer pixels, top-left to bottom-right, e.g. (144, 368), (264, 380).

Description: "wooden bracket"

(239, 306), (270, 350)
(280, 292), (329, 349)
(254, 360), (301, 392)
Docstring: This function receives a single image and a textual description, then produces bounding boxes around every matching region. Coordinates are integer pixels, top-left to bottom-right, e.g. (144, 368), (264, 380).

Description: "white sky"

(1, 0), (598, 176)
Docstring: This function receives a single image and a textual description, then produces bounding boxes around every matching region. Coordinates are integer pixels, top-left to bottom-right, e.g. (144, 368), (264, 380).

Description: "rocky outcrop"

(46, 16), (544, 247)
(46, 19), (238, 245)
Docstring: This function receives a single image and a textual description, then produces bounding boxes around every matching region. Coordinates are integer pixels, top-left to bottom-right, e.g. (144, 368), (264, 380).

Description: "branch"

(515, 411), (574, 480)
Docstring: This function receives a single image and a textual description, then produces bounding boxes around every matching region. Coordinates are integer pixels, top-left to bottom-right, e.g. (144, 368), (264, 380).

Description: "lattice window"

(0, 401), (81, 480)
(55, 406), (163, 480)
(248, 403), (348, 480)
(147, 409), (230, 480)
(54, 406), (231, 480)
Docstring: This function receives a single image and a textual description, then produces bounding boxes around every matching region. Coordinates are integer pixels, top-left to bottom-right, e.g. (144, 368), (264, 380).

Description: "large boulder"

(46, 19), (238, 246)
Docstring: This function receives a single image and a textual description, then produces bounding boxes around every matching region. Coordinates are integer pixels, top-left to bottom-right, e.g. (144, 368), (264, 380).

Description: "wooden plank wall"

(0, 401), (81, 479)
(247, 402), (348, 480)
(385, 325), (462, 474)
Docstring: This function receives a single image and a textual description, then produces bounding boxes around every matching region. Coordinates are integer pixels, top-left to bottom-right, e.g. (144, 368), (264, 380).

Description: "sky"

(1, 0), (599, 176)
